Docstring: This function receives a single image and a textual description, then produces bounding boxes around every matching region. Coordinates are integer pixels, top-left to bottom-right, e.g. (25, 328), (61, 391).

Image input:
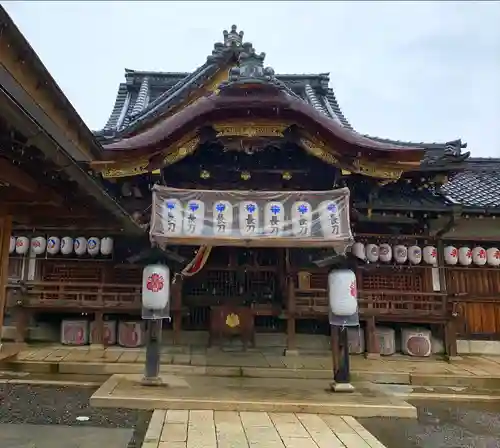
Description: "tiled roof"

(95, 26), (466, 158)
(441, 159), (500, 209)
(357, 159), (500, 211)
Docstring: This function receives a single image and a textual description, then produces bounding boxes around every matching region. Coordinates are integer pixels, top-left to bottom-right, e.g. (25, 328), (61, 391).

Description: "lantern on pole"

(142, 264), (170, 311)
(328, 270), (358, 317)
(141, 264), (171, 386)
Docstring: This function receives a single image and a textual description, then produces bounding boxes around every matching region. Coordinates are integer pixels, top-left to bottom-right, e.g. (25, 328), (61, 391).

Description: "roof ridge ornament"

(223, 25), (244, 47)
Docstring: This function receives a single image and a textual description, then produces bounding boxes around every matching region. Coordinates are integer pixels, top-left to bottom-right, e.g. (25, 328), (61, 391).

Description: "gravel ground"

(360, 400), (500, 448)
(0, 384), (151, 448)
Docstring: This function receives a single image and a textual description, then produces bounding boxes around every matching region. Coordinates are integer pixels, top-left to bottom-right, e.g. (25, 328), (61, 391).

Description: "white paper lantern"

(408, 246), (422, 264)
(100, 237), (114, 256)
(213, 200), (233, 236)
(423, 246), (437, 265)
(458, 247), (472, 266)
(486, 248), (500, 267)
(318, 200), (341, 238)
(291, 201), (312, 237)
(377, 243), (391, 263)
(61, 236), (73, 255)
(74, 237), (87, 256)
(351, 242), (366, 260)
(15, 236), (29, 255)
(394, 245), (408, 264)
(163, 199), (183, 236)
(183, 200), (205, 236)
(263, 201), (285, 236)
(328, 270), (358, 316)
(46, 236), (60, 255)
(444, 246), (458, 265)
(118, 321), (145, 348)
(31, 236), (47, 255)
(90, 320), (117, 346)
(472, 247), (487, 266)
(142, 264), (170, 310)
(87, 237), (100, 256)
(9, 236), (16, 254)
(239, 201), (259, 237)
(366, 244), (379, 263)
(61, 320), (89, 345)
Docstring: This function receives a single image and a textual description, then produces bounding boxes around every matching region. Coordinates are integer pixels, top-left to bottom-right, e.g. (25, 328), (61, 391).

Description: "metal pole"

(334, 326), (351, 384)
(142, 319), (162, 385)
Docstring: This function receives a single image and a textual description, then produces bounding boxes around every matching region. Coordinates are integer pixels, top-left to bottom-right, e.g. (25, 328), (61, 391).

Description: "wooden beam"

(0, 158), (63, 205)
(0, 157), (38, 193)
(0, 213), (12, 347)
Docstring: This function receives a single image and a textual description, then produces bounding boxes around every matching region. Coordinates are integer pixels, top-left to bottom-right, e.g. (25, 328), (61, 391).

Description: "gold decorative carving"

(163, 136), (200, 166)
(101, 136), (200, 178)
(214, 123), (287, 138)
(299, 136), (403, 180)
(357, 162), (403, 180)
(299, 137), (339, 165)
(101, 161), (150, 179)
(226, 313), (240, 328)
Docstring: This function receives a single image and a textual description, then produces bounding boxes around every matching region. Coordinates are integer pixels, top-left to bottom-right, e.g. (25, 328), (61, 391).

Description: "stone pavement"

(5, 343), (500, 387)
(142, 409), (386, 448)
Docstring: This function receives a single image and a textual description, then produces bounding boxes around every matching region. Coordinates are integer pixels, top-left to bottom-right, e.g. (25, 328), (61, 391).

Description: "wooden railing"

(294, 287), (449, 320)
(7, 281), (141, 312)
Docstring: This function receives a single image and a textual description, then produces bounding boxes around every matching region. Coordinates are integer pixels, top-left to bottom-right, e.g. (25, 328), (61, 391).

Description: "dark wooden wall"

(447, 267), (500, 339)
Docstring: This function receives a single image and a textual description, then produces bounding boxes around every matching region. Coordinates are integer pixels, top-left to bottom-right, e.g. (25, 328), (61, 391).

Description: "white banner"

(150, 185), (353, 249)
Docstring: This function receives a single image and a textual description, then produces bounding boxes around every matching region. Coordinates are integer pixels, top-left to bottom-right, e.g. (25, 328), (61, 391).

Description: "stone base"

(364, 353), (380, 360)
(283, 349), (300, 357)
(330, 382), (356, 393)
(141, 376), (164, 387)
(91, 374), (416, 418)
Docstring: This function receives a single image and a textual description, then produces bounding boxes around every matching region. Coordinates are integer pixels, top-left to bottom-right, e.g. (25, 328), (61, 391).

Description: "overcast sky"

(3, 1), (500, 158)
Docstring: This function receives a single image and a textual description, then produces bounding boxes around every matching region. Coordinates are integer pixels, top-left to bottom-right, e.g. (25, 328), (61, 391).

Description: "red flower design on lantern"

(32, 241), (40, 248)
(495, 250), (500, 260)
(349, 281), (357, 298)
(450, 248), (458, 258)
(479, 249), (486, 258)
(466, 249), (472, 258)
(146, 273), (164, 293)
(16, 240), (24, 247)
(431, 248), (437, 258)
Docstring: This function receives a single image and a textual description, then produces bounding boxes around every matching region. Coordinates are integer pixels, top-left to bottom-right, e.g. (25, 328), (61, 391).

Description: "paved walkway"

(142, 410), (386, 448)
(7, 344), (500, 379)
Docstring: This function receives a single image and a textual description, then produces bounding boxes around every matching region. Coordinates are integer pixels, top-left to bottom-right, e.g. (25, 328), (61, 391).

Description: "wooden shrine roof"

(0, 6), (141, 233)
(94, 25), (468, 171)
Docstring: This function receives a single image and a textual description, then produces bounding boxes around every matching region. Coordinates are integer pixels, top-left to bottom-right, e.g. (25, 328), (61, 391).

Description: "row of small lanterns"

(9, 236), (114, 257)
(352, 243), (500, 267)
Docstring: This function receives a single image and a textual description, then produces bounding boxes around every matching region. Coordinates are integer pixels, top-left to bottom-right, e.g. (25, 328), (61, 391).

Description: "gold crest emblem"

(225, 313), (240, 328)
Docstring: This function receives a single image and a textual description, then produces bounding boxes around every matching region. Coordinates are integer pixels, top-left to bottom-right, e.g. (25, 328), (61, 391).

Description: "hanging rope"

(173, 245), (212, 283)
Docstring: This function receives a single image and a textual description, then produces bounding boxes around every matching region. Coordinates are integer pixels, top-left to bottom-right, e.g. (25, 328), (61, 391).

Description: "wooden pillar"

(437, 239), (458, 359)
(172, 277), (183, 345)
(0, 213), (12, 349)
(13, 307), (29, 343)
(91, 311), (105, 350)
(444, 318), (458, 358)
(285, 276), (297, 354)
(364, 316), (379, 358)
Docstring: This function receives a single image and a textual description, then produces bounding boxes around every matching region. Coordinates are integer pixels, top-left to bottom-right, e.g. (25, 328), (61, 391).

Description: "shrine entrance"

(178, 246), (284, 349)
(149, 186), (353, 351)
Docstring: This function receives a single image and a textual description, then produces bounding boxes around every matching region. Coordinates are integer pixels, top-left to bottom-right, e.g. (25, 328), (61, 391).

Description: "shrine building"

(2, 16), (500, 358)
